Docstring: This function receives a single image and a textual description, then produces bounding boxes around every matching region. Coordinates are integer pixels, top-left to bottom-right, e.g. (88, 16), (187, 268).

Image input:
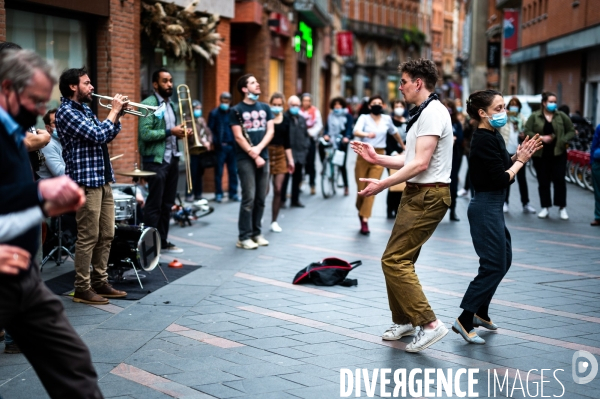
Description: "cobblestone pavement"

(1, 154), (599, 399)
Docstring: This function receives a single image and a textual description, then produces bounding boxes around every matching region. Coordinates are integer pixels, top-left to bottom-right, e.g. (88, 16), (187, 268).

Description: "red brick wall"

(542, 53), (582, 113)
(97, 0), (141, 183)
(0, 0), (6, 41)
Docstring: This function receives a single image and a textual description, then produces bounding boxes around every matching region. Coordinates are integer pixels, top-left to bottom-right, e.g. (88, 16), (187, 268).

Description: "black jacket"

(0, 120), (43, 264)
(469, 128), (513, 192)
(285, 111), (311, 164)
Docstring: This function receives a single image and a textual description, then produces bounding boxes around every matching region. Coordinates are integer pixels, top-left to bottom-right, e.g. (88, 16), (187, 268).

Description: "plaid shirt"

(56, 97), (121, 187)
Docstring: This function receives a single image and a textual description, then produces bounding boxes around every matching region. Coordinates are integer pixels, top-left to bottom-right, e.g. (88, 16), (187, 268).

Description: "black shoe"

(4, 342), (21, 354)
(450, 212), (460, 222)
(291, 202), (305, 208)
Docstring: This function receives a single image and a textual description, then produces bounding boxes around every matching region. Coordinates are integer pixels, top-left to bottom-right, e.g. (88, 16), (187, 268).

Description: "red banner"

(503, 10), (519, 57)
(336, 31), (354, 57)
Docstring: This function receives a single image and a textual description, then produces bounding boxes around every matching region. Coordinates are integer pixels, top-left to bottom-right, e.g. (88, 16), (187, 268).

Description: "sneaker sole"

(405, 327), (449, 353)
(382, 329), (416, 340)
(97, 293), (127, 298)
(73, 297), (109, 305)
(4, 349), (21, 354)
(236, 243), (258, 250)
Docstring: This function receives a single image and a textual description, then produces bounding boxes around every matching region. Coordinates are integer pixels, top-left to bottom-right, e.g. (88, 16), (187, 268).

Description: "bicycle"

(319, 137), (340, 199)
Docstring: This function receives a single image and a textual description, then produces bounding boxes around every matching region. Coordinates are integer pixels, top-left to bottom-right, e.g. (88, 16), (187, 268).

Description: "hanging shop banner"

(503, 9), (519, 57)
(336, 31), (354, 57)
(487, 42), (501, 68)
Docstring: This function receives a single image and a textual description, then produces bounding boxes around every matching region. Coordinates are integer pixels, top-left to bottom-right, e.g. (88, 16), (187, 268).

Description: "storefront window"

(269, 59), (283, 96)
(7, 9), (89, 112)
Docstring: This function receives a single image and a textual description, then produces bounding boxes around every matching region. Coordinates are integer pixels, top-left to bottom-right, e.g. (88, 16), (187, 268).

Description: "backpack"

(293, 258), (361, 287)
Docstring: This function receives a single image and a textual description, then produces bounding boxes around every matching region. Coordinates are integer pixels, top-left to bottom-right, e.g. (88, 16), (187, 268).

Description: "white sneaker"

(270, 222), (282, 233)
(236, 239), (258, 250)
(503, 202), (509, 213)
(457, 188), (467, 197)
(405, 320), (449, 353)
(382, 324), (416, 341)
(538, 208), (549, 218)
(559, 208), (569, 220)
(251, 235), (269, 246)
(523, 203), (536, 214)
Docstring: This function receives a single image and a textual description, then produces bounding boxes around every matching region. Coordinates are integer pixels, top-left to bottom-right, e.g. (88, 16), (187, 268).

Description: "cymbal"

(115, 168), (156, 177)
(110, 154), (124, 161)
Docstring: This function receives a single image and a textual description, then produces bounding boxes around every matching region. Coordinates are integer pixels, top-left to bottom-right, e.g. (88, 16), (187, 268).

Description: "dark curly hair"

(398, 58), (438, 92)
(466, 90), (502, 122)
(329, 96), (346, 109)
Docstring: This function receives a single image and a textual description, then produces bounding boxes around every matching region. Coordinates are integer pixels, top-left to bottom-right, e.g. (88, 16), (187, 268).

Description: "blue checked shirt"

(56, 97), (121, 187)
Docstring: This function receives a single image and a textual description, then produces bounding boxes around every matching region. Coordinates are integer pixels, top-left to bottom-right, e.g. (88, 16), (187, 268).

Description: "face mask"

(193, 109), (202, 118)
(370, 105), (383, 115)
(546, 102), (557, 112)
(456, 106), (463, 113)
(394, 108), (405, 117)
(52, 128), (59, 140)
(487, 111), (508, 128)
(248, 93), (259, 101)
(509, 106), (519, 113)
(270, 106), (283, 115)
(220, 103), (229, 111)
(154, 104), (165, 120)
(12, 92), (39, 129)
(289, 106), (300, 115)
(333, 108), (343, 115)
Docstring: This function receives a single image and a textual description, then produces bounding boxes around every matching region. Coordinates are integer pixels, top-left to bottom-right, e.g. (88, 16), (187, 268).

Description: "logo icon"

(572, 350), (598, 384)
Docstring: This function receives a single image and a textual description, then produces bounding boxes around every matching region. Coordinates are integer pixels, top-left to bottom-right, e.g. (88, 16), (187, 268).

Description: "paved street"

(1, 154), (599, 399)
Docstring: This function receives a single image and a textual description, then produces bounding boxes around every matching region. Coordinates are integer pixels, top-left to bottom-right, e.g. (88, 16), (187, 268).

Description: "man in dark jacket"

(208, 92), (239, 202)
(281, 95), (310, 207)
(0, 48), (103, 399)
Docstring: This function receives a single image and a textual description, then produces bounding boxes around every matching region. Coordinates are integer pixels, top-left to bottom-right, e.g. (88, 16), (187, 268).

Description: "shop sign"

(336, 31), (354, 57)
(269, 12), (291, 37)
(487, 42), (501, 68)
(503, 9), (519, 57)
(295, 21), (313, 58)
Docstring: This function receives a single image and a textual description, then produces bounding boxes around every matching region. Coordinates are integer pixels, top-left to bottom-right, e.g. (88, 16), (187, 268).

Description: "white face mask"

(394, 108), (405, 117)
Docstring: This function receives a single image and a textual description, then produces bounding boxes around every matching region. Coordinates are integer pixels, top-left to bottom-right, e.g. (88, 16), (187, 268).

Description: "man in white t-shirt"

(351, 58), (453, 353)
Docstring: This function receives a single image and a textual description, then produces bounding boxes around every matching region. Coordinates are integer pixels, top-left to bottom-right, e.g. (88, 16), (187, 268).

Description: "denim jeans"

(237, 157), (269, 241)
(461, 189), (512, 313)
(215, 144), (239, 197)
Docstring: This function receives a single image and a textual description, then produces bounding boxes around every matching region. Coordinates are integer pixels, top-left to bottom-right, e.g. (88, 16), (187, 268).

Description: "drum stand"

(41, 216), (75, 270)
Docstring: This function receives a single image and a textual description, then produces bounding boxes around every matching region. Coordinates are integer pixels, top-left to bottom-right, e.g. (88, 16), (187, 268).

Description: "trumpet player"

(55, 67), (129, 305)
(138, 68), (189, 254)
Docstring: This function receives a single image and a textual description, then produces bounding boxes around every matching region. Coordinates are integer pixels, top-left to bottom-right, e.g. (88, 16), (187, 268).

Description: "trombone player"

(139, 68), (189, 254)
(56, 67), (129, 305)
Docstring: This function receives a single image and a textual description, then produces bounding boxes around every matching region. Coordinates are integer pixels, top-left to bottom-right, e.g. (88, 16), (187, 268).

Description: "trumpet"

(177, 84), (207, 194)
(92, 94), (165, 118)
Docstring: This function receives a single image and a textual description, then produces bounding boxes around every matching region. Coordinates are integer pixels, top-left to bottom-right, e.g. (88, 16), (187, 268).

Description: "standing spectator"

(391, 99), (408, 145)
(186, 100), (213, 202)
(323, 97), (354, 196)
(229, 74), (274, 249)
(453, 90), (541, 344)
(591, 123), (600, 226)
(300, 93), (323, 195)
(37, 108), (65, 178)
(280, 96), (310, 209)
(353, 95), (402, 234)
(444, 99), (463, 221)
(455, 98), (467, 126)
(268, 93), (294, 232)
(56, 67), (129, 304)
(208, 92), (239, 203)
(524, 91), (575, 220)
(499, 97), (535, 214)
(386, 100), (407, 218)
(139, 68), (189, 254)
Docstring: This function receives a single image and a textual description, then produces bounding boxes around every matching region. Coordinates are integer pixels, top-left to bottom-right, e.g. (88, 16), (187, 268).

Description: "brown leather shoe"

(93, 283), (127, 298)
(73, 288), (109, 305)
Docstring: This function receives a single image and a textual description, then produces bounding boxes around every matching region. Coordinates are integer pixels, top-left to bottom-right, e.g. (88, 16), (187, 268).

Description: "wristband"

(515, 160), (524, 164)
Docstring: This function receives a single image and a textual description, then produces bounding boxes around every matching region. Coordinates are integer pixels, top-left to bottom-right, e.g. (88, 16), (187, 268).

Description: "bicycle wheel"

(568, 160), (578, 184)
(565, 160), (573, 183)
(321, 161), (335, 198)
(582, 164), (594, 192)
(575, 164), (586, 189)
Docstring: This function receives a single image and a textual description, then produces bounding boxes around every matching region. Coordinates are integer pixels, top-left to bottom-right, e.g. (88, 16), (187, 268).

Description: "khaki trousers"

(74, 184), (114, 291)
(355, 148), (385, 218)
(381, 184), (451, 326)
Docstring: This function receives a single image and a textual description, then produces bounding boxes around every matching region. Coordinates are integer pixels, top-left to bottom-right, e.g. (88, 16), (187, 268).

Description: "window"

(6, 9), (89, 112)
(365, 43), (376, 65)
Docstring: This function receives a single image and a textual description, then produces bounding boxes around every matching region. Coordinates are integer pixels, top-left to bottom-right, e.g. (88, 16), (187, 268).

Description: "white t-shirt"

(404, 100), (453, 184)
(353, 114), (397, 148)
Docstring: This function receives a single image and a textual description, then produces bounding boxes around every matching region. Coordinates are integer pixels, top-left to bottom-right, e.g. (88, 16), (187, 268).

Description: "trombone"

(92, 94), (165, 118)
(177, 84), (207, 194)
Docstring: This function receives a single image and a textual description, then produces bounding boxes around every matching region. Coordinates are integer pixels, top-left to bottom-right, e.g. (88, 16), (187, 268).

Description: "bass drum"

(108, 225), (161, 272)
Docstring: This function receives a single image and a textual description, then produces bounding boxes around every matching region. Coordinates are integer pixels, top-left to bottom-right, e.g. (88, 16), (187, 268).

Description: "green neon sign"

(295, 21), (313, 58)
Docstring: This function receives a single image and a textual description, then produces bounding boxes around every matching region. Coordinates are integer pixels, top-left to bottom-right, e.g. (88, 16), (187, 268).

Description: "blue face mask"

(248, 93), (259, 101)
(289, 106), (300, 115)
(220, 103), (230, 111)
(193, 110), (202, 118)
(509, 106), (519, 113)
(546, 102), (557, 112)
(270, 106), (283, 115)
(456, 106), (463, 113)
(333, 108), (343, 115)
(154, 103), (166, 120)
(487, 111), (508, 128)
(52, 128), (58, 140)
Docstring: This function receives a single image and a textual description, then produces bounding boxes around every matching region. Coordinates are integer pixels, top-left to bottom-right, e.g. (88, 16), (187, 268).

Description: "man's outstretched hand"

(38, 176), (86, 217)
